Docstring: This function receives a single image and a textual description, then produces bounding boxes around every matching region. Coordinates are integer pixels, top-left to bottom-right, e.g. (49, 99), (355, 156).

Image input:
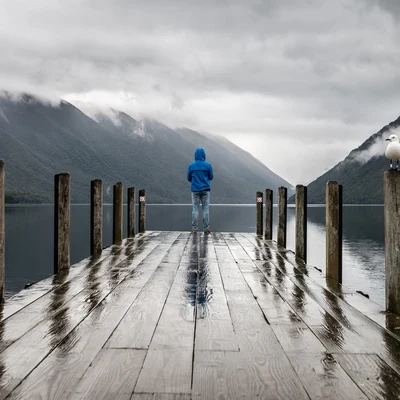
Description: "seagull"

(385, 134), (400, 169)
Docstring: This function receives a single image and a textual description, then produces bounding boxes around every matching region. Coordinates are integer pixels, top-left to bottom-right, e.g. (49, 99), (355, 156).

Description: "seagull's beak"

(386, 138), (390, 141)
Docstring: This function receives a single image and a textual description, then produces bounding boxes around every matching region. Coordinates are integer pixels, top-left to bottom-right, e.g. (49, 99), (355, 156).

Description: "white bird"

(385, 134), (400, 169)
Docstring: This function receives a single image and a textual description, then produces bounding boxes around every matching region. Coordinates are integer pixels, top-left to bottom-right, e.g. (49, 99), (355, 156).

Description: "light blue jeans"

(191, 191), (210, 231)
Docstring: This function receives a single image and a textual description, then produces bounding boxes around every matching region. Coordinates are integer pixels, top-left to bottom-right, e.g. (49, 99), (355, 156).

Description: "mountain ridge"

(0, 92), (293, 204)
(289, 115), (400, 204)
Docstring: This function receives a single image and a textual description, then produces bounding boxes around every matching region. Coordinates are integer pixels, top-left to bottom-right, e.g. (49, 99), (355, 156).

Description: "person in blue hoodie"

(187, 148), (214, 234)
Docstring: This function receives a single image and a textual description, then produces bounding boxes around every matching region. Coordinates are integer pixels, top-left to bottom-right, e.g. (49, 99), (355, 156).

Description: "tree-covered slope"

(0, 93), (293, 204)
(290, 116), (400, 204)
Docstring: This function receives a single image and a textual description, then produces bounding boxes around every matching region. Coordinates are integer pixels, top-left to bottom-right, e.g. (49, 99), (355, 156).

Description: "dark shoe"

(204, 229), (211, 234)
(191, 229), (197, 234)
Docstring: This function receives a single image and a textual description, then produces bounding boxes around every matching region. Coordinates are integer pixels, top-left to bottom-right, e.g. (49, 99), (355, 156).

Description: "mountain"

(290, 116), (400, 204)
(0, 93), (293, 204)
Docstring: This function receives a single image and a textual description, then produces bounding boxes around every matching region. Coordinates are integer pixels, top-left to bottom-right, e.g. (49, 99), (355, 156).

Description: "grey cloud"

(1, 0), (400, 183)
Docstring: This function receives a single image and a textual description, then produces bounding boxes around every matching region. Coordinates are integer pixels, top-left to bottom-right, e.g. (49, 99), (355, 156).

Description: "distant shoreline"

(5, 203), (385, 207)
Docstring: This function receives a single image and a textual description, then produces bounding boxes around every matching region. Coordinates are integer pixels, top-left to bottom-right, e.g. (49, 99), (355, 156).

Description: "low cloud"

(1, 0), (400, 183)
(346, 127), (400, 165)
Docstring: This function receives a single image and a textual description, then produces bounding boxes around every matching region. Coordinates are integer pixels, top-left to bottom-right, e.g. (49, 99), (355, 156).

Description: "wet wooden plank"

(70, 349), (146, 400)
(334, 353), (400, 400)
(271, 325), (326, 353)
(107, 234), (187, 350)
(0, 232), (160, 331)
(195, 319), (239, 351)
(288, 353), (368, 400)
(134, 349), (193, 394)
(240, 271), (304, 325)
(105, 289), (171, 350)
(224, 290), (284, 357)
(3, 236), (177, 399)
(6, 286), (143, 399)
(150, 288), (196, 349)
(131, 394), (191, 399)
(192, 351), (309, 399)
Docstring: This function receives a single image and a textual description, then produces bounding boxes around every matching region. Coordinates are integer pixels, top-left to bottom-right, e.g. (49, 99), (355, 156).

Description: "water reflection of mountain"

(307, 206), (384, 245)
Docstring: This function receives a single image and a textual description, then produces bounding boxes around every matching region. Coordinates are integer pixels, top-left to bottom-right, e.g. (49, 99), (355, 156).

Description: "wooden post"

(256, 191), (263, 235)
(139, 189), (146, 233)
(326, 181), (342, 283)
(384, 170), (400, 314)
(90, 179), (102, 256)
(265, 189), (273, 240)
(113, 182), (123, 244)
(277, 187), (287, 247)
(128, 187), (136, 238)
(54, 173), (70, 273)
(295, 185), (307, 262)
(0, 161), (4, 301)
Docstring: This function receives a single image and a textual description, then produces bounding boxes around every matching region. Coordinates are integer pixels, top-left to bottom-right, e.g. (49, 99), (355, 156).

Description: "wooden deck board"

(0, 231), (399, 399)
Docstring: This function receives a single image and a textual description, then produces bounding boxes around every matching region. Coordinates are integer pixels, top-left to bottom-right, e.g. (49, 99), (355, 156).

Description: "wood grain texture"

(113, 182), (123, 244)
(256, 191), (263, 236)
(326, 181), (342, 283)
(334, 353), (400, 400)
(128, 186), (136, 238)
(195, 319), (239, 351)
(193, 351), (309, 399)
(70, 349), (146, 400)
(4, 231), (400, 399)
(54, 173), (70, 273)
(105, 290), (170, 349)
(277, 187), (287, 248)
(90, 179), (103, 256)
(271, 325), (326, 353)
(265, 188), (273, 240)
(7, 287), (142, 399)
(295, 184), (307, 263)
(134, 349), (193, 394)
(131, 394), (191, 400)
(385, 170), (400, 314)
(288, 353), (367, 400)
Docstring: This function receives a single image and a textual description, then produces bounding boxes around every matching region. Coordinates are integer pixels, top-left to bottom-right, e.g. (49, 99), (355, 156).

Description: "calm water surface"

(5, 204), (385, 305)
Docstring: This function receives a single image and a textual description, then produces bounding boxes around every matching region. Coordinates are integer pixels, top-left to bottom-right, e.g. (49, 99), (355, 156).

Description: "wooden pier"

(1, 231), (400, 399)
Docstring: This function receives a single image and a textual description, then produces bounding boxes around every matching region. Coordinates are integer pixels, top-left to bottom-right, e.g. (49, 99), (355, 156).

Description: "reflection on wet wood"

(192, 351), (309, 399)
(0, 231), (400, 398)
(131, 394), (191, 400)
(288, 353), (368, 399)
(70, 349), (146, 400)
(334, 353), (400, 400)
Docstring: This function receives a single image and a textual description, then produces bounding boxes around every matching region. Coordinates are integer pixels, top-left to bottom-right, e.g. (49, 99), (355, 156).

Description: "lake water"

(4, 204), (385, 306)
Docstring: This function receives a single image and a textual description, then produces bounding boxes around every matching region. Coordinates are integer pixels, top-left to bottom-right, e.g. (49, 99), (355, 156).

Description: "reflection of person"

(187, 148), (214, 234)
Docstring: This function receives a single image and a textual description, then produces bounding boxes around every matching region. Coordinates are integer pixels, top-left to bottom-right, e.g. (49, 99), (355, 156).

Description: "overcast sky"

(1, 0), (400, 184)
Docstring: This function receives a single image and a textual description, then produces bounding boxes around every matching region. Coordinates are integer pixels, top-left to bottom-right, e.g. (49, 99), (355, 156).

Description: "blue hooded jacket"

(187, 148), (214, 192)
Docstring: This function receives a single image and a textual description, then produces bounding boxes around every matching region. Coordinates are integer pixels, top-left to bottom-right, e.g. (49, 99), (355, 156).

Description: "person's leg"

(201, 191), (210, 231)
(192, 192), (200, 231)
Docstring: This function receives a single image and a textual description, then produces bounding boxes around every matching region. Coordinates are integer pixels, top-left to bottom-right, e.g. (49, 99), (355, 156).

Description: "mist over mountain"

(0, 93), (293, 204)
(290, 115), (400, 204)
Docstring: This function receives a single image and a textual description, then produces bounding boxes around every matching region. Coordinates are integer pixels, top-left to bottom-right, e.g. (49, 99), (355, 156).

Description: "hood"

(194, 148), (206, 161)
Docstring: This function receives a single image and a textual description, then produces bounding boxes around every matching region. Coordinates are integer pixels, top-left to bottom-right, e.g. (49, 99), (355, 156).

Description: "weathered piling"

(326, 181), (342, 283)
(295, 185), (307, 262)
(128, 187), (135, 238)
(90, 179), (103, 256)
(277, 187), (287, 247)
(384, 170), (400, 314)
(113, 182), (123, 244)
(54, 173), (70, 273)
(265, 189), (273, 240)
(256, 191), (263, 236)
(0, 161), (4, 301)
(139, 189), (146, 233)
